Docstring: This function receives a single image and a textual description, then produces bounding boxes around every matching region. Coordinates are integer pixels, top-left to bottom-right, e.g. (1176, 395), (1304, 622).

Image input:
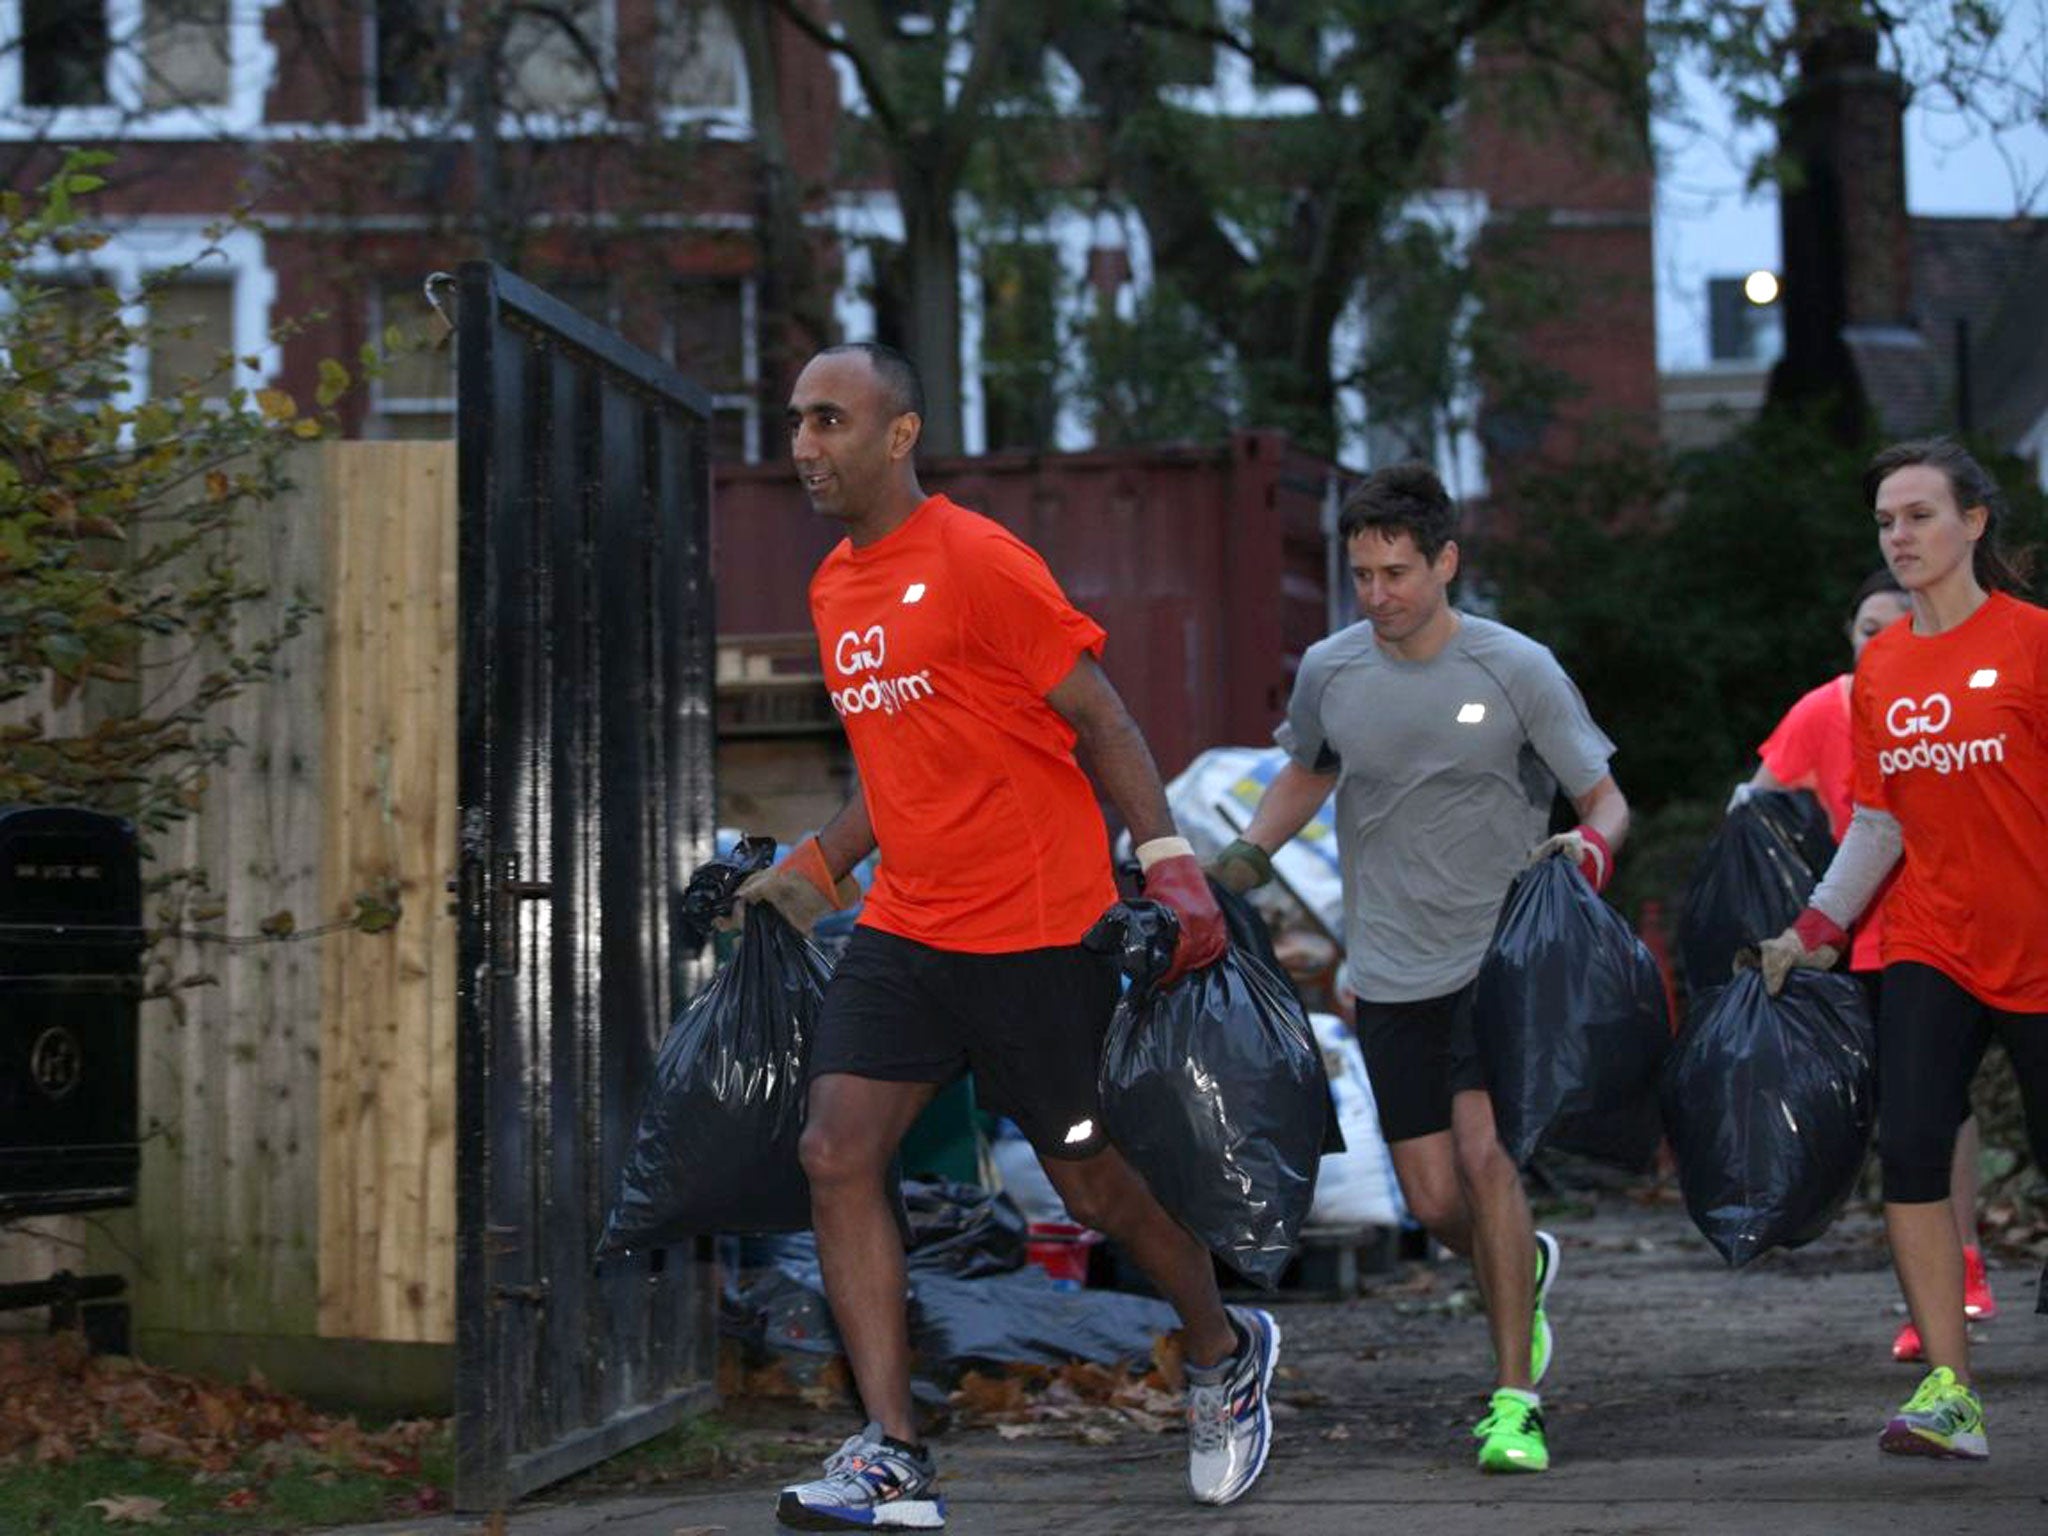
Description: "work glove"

(1136, 835), (1227, 987)
(1529, 824), (1613, 893)
(734, 836), (858, 937)
(1741, 908), (1847, 995)
(1207, 837), (1276, 895)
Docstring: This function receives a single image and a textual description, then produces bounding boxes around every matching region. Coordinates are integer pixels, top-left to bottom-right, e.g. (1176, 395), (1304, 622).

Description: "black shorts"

(1351, 980), (1485, 1144)
(1876, 961), (2048, 1204)
(809, 926), (1120, 1160)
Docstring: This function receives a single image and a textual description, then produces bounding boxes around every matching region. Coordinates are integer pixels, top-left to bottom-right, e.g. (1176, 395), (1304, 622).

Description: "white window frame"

(366, 279), (456, 438)
(12, 222), (278, 412)
(1335, 189), (1489, 498)
(364, 0), (677, 142)
(651, 0), (751, 137)
(960, 204), (1097, 453)
(0, 0), (276, 138)
(1156, 0), (1353, 119)
(362, 0), (753, 143)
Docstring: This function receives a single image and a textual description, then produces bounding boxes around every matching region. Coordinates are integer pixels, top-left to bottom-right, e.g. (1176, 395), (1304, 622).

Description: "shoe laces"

(1902, 1368), (1965, 1413)
(1186, 1377), (1232, 1456)
(820, 1427), (876, 1476)
(1475, 1392), (1540, 1439)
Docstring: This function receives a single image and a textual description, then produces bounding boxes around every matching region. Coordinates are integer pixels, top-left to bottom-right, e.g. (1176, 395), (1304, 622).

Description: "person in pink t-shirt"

(1741, 568), (1997, 1360)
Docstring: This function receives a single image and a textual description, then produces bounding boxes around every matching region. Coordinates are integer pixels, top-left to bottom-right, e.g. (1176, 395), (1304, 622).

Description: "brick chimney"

(1769, 24), (1910, 422)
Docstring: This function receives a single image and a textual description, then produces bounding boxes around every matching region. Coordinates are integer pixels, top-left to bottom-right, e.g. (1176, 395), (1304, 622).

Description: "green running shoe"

(1474, 1389), (1549, 1473)
(1531, 1229), (1559, 1386)
(1879, 1366), (1987, 1460)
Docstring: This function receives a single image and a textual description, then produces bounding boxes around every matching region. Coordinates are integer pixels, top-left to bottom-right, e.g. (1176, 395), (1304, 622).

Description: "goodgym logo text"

(830, 625), (933, 716)
(1879, 691), (2005, 777)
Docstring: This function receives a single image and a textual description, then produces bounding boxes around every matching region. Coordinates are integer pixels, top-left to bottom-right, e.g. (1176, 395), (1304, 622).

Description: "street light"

(1743, 269), (1781, 306)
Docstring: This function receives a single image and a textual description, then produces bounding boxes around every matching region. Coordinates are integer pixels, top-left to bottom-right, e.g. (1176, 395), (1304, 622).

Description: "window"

(979, 244), (1058, 452)
(375, 0), (450, 112)
(6, 0), (262, 128)
(147, 276), (235, 402)
(373, 1), (615, 118)
(21, 230), (274, 407)
(371, 280), (455, 438)
(1707, 275), (1783, 365)
(143, 0), (230, 108)
(502, 0), (608, 116)
(22, 0), (112, 106)
(24, 271), (120, 403)
(654, 0), (742, 114)
(670, 277), (755, 461)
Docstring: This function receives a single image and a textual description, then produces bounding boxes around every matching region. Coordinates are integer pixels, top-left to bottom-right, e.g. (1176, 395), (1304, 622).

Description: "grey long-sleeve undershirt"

(1809, 805), (1904, 930)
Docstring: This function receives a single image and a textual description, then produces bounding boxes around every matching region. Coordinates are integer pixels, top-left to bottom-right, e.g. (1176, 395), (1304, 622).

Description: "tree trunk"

(734, 3), (834, 404)
(901, 183), (966, 455)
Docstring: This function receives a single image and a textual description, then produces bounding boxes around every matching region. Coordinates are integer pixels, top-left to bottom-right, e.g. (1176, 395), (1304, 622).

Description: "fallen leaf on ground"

(84, 1494), (170, 1525)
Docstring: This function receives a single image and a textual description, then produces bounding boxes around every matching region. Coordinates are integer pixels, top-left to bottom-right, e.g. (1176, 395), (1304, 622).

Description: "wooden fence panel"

(112, 446), (331, 1337)
(316, 442), (459, 1344)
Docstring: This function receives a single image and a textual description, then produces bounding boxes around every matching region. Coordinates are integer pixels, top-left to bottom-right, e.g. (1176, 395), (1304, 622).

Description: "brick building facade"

(3, 2), (1657, 486)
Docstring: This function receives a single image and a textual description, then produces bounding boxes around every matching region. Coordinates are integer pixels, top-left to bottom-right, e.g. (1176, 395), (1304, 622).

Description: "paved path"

(326, 1195), (2048, 1536)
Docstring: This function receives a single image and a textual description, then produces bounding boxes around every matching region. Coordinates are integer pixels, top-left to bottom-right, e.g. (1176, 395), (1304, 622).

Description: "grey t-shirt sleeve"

(1274, 639), (1344, 774)
(1499, 639), (1615, 799)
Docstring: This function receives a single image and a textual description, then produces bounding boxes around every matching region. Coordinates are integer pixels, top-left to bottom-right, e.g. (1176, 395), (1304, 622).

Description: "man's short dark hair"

(818, 341), (925, 422)
(1338, 462), (1457, 563)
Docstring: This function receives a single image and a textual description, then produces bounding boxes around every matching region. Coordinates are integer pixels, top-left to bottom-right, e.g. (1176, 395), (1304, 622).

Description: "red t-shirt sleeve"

(1757, 685), (1831, 793)
(961, 524), (1106, 697)
(1756, 677), (1853, 838)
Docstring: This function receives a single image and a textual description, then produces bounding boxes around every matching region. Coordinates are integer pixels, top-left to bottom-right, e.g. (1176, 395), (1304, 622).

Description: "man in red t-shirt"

(743, 344), (1275, 1532)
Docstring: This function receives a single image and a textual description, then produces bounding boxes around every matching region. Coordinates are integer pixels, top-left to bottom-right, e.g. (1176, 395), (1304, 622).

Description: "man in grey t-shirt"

(1212, 463), (1629, 1477)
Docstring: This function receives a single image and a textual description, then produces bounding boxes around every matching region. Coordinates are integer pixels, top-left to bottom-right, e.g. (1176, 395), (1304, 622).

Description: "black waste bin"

(0, 806), (146, 1218)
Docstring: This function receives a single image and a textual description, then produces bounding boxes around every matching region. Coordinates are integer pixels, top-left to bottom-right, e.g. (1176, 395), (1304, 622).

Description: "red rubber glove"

(1137, 836), (1227, 986)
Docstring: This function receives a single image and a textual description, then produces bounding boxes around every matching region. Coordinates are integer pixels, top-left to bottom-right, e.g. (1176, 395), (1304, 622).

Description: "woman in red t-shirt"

(1742, 571), (1998, 1359)
(1760, 439), (2048, 1463)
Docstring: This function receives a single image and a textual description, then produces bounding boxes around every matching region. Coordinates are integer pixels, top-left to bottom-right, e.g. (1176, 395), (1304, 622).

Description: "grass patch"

(0, 1334), (451, 1534)
(0, 1424), (453, 1533)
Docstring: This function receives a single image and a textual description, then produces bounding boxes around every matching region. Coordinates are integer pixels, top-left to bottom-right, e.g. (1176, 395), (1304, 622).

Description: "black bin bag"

(599, 840), (830, 1254)
(1090, 900), (1329, 1289)
(1475, 855), (1672, 1169)
(1661, 967), (1875, 1268)
(1678, 789), (1835, 1001)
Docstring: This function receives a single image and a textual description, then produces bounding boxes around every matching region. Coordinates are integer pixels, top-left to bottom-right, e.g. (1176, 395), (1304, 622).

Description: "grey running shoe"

(776, 1422), (946, 1530)
(1186, 1305), (1280, 1506)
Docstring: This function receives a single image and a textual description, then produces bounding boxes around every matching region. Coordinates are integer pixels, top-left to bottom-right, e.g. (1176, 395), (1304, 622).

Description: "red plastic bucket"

(1025, 1221), (1100, 1289)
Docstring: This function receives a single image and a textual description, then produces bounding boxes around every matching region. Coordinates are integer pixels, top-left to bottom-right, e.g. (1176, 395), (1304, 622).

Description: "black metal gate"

(453, 262), (719, 1507)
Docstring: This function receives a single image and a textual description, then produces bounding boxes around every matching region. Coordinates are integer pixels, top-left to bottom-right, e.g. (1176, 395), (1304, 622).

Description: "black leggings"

(1877, 961), (2048, 1203)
